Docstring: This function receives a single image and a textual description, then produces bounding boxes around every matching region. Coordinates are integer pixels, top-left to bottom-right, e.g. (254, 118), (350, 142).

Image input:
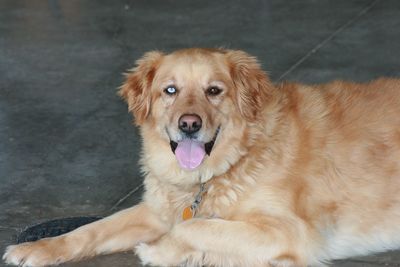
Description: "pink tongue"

(175, 139), (206, 170)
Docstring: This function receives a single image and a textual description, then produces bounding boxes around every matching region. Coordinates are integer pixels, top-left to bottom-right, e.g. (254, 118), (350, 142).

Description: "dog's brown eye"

(206, 86), (222, 96)
(164, 86), (177, 95)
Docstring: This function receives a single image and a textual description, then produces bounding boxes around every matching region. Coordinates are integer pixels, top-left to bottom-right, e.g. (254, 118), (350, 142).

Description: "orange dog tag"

(182, 183), (206, 221)
(182, 206), (194, 221)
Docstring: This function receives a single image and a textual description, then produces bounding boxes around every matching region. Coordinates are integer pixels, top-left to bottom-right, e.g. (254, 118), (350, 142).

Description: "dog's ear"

(119, 51), (164, 125)
(225, 50), (273, 122)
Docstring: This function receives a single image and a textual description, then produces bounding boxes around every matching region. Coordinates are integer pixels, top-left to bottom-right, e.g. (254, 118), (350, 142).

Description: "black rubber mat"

(17, 216), (103, 243)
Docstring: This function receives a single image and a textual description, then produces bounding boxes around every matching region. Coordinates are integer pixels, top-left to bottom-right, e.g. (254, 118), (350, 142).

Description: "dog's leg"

(3, 203), (168, 267)
(136, 217), (317, 267)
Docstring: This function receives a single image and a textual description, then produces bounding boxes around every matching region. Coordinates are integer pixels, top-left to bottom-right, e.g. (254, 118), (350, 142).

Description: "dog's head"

(120, 48), (273, 183)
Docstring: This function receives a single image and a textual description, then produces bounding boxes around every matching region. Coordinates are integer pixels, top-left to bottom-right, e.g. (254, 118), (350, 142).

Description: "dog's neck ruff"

(182, 182), (207, 221)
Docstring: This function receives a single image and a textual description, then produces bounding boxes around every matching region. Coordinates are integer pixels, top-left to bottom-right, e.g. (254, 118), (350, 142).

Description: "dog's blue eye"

(164, 86), (177, 95)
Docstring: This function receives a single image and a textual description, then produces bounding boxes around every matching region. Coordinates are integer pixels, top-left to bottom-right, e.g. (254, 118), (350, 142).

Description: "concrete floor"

(1, 0), (400, 266)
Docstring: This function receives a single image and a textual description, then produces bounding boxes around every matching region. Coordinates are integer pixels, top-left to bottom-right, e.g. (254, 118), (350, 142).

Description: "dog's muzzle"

(169, 126), (220, 170)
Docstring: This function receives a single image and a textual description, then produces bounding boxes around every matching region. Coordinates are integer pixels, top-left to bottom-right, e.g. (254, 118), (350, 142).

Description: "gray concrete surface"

(1, 0), (400, 266)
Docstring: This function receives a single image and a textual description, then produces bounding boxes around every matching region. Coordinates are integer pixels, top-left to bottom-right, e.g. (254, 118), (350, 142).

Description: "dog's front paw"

(135, 243), (159, 266)
(135, 239), (189, 267)
(3, 239), (67, 267)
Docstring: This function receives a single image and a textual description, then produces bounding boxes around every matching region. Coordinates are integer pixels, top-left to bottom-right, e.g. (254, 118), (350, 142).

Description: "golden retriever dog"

(3, 48), (400, 267)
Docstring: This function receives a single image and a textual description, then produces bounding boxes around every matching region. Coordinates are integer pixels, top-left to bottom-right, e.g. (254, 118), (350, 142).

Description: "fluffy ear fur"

(119, 51), (164, 125)
(225, 50), (273, 122)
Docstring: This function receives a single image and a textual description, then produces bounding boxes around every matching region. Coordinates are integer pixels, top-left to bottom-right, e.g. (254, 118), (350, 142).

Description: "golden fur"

(3, 48), (400, 267)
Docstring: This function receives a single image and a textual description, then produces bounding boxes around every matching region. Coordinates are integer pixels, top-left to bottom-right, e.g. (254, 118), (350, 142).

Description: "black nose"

(178, 114), (202, 134)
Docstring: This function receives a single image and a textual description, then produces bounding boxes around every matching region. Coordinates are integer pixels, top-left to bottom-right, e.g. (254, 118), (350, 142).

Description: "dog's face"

(120, 49), (272, 183)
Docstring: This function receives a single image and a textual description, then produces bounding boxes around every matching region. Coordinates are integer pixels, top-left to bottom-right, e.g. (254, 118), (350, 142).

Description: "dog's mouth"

(169, 126), (220, 170)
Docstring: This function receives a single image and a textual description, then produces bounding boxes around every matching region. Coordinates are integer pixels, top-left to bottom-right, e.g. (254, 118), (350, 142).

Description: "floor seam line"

(110, 183), (144, 211)
(277, 0), (381, 81)
(0, 226), (19, 231)
(342, 258), (389, 265)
